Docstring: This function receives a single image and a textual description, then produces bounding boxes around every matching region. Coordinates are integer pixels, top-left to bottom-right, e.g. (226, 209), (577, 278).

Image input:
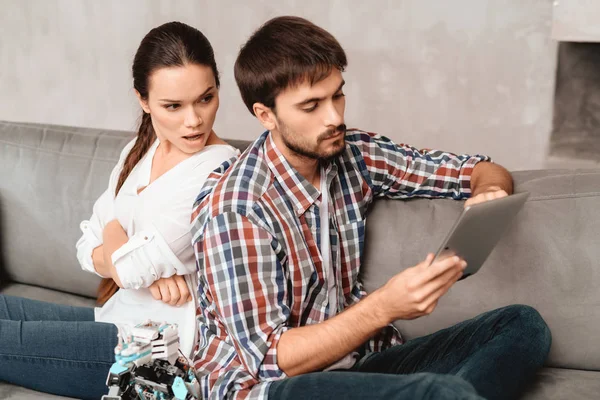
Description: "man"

(190, 16), (551, 400)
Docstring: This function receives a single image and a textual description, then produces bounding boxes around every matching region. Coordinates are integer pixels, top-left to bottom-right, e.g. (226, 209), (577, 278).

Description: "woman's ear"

(253, 103), (277, 132)
(135, 90), (151, 114)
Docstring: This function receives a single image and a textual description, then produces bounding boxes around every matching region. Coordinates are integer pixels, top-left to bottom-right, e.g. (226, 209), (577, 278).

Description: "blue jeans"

(269, 305), (552, 400)
(0, 295), (118, 400)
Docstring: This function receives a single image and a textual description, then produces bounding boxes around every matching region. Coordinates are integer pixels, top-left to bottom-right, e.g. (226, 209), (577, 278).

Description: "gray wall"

(0, 0), (557, 170)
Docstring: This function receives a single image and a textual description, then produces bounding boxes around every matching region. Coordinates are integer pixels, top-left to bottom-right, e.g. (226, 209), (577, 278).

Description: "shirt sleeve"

(347, 130), (492, 200)
(76, 138), (136, 276)
(199, 212), (290, 383)
(113, 146), (239, 290)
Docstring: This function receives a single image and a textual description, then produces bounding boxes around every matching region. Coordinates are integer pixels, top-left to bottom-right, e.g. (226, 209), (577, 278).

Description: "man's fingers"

(424, 268), (464, 308)
(465, 189), (509, 208)
(494, 190), (508, 199)
(417, 253), (435, 268)
(422, 256), (463, 283)
(417, 260), (466, 301)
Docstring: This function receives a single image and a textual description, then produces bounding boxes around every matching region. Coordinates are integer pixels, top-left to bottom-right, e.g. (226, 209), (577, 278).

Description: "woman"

(0, 21), (238, 399)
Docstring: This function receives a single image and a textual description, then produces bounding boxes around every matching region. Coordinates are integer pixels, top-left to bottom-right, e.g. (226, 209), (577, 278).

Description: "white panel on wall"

(0, 0), (558, 170)
(552, 0), (600, 42)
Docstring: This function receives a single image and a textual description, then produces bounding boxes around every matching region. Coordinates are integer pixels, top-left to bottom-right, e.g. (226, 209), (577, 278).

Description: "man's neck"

(272, 134), (320, 188)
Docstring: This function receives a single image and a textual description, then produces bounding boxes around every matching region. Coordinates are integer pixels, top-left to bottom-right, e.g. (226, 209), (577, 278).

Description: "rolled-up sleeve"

(76, 189), (114, 276)
(200, 212), (290, 383)
(75, 139), (132, 275)
(347, 130), (491, 200)
(109, 227), (188, 289)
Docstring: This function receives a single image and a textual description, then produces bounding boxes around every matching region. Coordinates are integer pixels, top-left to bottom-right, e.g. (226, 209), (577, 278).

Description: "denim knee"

(503, 305), (552, 358)
(420, 374), (483, 400)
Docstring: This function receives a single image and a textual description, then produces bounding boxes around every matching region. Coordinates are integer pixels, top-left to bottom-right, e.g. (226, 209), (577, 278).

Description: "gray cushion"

(0, 364), (593, 400)
(0, 121), (133, 297)
(362, 169), (600, 371)
(0, 121), (251, 299)
(0, 383), (75, 400)
(1, 283), (96, 308)
(521, 368), (600, 399)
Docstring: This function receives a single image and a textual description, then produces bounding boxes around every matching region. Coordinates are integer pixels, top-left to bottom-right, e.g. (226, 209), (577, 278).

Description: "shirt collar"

(263, 132), (337, 216)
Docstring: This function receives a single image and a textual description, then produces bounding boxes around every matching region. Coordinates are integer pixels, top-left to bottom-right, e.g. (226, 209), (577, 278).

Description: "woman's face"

(137, 63), (219, 154)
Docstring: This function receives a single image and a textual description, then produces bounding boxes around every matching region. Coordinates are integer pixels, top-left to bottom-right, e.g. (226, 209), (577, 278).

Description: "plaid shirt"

(190, 130), (490, 399)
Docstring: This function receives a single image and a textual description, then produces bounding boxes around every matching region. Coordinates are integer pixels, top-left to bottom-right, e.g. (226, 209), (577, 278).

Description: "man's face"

(271, 69), (347, 161)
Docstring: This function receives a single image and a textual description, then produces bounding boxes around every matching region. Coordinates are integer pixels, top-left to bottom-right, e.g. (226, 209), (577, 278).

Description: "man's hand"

(276, 254), (466, 376)
(464, 185), (508, 208)
(469, 161), (513, 206)
(148, 275), (192, 306)
(371, 253), (467, 324)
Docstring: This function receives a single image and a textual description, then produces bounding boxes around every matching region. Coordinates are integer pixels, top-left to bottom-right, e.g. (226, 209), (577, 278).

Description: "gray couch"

(0, 120), (598, 399)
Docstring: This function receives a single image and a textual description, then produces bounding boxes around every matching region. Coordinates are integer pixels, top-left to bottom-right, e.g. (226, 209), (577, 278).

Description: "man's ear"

(135, 90), (150, 114)
(253, 103), (277, 131)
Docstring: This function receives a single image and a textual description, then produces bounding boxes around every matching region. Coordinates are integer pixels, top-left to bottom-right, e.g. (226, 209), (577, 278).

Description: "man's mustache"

(318, 124), (347, 141)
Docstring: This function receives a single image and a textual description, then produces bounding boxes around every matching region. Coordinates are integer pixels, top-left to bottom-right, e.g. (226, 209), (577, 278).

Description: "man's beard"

(279, 122), (347, 162)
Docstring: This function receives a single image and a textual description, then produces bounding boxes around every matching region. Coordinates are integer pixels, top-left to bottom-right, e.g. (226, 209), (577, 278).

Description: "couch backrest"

(0, 120), (252, 298)
(0, 121), (133, 297)
(362, 169), (600, 371)
(3, 120), (598, 371)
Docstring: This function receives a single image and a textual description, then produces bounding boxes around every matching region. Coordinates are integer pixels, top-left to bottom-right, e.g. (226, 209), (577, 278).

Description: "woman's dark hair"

(234, 16), (347, 115)
(97, 21), (219, 306)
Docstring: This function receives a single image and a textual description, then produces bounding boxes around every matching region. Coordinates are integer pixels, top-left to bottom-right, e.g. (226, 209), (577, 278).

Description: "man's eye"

(303, 103), (318, 113)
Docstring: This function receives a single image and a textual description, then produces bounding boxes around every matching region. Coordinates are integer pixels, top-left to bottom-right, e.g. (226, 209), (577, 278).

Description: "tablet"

(432, 191), (530, 279)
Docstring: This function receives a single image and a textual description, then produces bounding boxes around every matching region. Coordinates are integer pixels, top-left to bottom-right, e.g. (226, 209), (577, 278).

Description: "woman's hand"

(148, 275), (192, 306)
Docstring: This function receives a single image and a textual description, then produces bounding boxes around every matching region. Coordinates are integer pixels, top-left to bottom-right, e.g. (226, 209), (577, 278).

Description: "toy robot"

(101, 321), (200, 400)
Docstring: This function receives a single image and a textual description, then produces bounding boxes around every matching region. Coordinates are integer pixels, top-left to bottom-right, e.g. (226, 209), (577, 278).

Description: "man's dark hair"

(234, 16), (347, 115)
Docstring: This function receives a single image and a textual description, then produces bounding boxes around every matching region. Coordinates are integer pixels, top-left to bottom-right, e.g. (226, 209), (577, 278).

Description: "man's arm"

(277, 254), (466, 376)
(464, 161), (514, 207)
(347, 130), (493, 200)
(198, 213), (467, 378)
(470, 160), (513, 195)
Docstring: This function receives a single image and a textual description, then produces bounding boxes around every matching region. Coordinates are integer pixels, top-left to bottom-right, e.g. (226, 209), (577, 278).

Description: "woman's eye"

(200, 95), (214, 104)
(334, 92), (345, 99)
(164, 104), (181, 110)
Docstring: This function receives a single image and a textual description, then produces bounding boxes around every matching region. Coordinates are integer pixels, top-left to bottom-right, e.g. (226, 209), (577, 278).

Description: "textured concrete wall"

(0, 0), (557, 170)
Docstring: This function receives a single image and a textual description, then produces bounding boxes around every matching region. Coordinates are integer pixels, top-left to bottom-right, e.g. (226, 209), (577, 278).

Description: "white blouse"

(76, 137), (239, 357)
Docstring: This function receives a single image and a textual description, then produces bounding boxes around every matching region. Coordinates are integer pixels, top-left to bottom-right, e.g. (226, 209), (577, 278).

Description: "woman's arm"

(94, 220), (128, 288)
(76, 138), (137, 275)
(91, 245), (106, 275)
(107, 146), (239, 290)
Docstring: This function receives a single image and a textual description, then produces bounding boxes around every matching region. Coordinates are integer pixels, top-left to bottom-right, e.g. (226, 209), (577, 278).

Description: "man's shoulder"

(345, 128), (372, 143)
(191, 139), (272, 234)
(344, 129), (400, 152)
(340, 129), (387, 166)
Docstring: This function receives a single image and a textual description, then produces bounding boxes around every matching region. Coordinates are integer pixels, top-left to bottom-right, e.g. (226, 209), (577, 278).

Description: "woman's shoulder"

(118, 136), (139, 162)
(179, 144), (238, 176)
(196, 143), (240, 161)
